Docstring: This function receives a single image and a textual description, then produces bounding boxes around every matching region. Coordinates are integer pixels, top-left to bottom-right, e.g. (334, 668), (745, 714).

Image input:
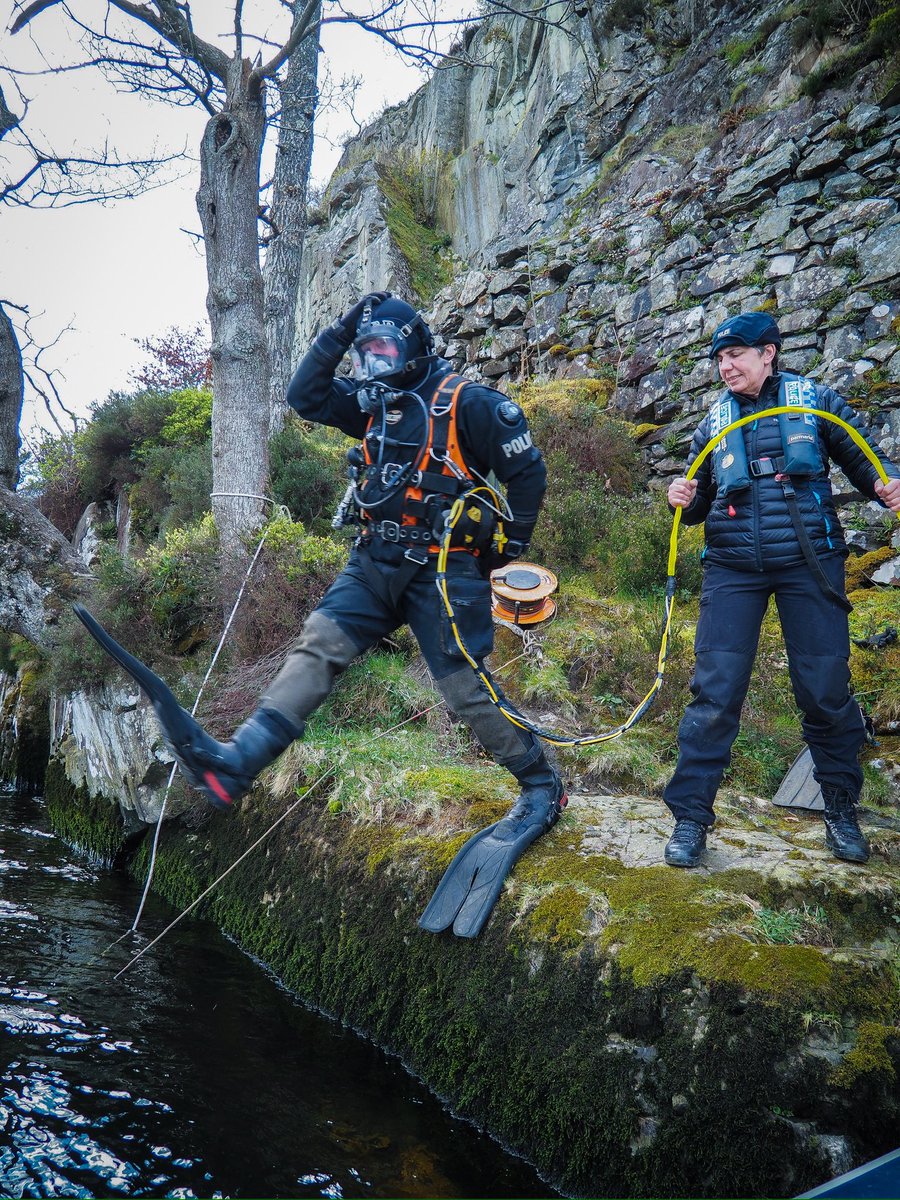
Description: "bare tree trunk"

(0, 303), (23, 489)
(196, 67), (271, 556)
(264, 5), (321, 434)
(0, 485), (89, 649)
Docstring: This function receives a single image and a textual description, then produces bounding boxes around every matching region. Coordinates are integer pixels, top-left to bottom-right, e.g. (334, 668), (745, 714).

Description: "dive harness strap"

(778, 473), (853, 613)
(750, 452), (852, 611)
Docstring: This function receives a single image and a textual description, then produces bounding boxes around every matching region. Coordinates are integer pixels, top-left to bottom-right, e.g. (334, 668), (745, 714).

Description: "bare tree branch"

(251, 0), (320, 85)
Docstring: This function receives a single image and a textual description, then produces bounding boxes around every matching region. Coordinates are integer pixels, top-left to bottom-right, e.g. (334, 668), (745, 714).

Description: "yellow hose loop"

(665, 404), (898, 576)
(441, 404), (897, 749)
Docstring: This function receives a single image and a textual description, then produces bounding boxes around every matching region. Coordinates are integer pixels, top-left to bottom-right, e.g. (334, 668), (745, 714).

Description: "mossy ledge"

(47, 768), (900, 1199)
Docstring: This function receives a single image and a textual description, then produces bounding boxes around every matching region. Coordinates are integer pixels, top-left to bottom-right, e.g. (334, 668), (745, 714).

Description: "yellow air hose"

(436, 405), (900, 748)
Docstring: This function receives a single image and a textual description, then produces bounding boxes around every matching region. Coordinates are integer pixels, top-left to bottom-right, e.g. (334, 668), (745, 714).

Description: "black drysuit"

(259, 320), (551, 782)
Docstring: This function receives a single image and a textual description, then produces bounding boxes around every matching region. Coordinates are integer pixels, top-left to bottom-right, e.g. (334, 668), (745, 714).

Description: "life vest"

(711, 373), (823, 497)
(359, 372), (492, 554)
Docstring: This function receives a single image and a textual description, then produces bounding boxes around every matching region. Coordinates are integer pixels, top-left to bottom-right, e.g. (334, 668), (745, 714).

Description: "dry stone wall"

(299, 0), (900, 557)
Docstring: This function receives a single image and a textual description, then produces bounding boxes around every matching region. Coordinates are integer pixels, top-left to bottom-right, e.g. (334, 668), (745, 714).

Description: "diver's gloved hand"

(480, 539), (529, 578)
(334, 291), (392, 343)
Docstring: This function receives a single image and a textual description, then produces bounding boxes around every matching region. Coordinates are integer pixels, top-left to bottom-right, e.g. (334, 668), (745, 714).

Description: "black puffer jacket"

(680, 372), (899, 572)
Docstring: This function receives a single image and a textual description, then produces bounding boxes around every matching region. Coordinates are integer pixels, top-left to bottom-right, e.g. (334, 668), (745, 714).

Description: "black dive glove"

(334, 291), (392, 344)
(479, 539), (529, 577)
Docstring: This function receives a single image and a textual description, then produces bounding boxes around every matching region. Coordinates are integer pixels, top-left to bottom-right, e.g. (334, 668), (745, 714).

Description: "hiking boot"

(664, 818), (707, 867)
(821, 784), (869, 864)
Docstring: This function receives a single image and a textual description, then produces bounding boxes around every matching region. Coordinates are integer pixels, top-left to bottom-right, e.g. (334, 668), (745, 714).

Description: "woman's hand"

(668, 477), (698, 508)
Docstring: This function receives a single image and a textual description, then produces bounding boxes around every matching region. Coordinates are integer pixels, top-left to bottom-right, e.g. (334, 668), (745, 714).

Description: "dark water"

(0, 790), (553, 1199)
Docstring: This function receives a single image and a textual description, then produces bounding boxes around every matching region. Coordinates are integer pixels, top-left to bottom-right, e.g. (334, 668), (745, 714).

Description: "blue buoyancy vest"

(711, 373), (822, 497)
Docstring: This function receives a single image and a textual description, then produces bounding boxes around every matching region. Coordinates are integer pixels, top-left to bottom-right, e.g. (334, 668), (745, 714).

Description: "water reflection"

(0, 791), (553, 1199)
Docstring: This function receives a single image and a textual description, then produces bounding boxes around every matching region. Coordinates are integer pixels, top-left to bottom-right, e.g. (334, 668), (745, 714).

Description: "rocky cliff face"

(298, 1), (899, 520)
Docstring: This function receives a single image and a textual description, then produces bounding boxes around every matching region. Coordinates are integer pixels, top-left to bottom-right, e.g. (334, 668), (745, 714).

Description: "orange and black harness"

(357, 372), (503, 559)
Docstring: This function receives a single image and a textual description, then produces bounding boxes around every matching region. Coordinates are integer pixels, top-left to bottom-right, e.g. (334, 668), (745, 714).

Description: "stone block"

(776, 180), (820, 205)
(488, 267), (531, 295)
(748, 207), (794, 247)
(768, 253), (797, 277)
(822, 172), (867, 200)
(458, 270), (489, 307)
(857, 219), (900, 285)
(796, 139), (847, 179)
(690, 254), (763, 298)
(493, 294), (528, 325)
(775, 266), (849, 307)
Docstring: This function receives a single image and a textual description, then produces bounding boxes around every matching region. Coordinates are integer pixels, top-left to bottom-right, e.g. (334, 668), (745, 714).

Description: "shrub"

(269, 416), (347, 534)
(515, 378), (643, 491)
(24, 432), (86, 538)
(157, 387), (213, 447)
(231, 517), (348, 661)
(130, 439), (213, 539)
(142, 514), (221, 650)
(78, 389), (175, 500)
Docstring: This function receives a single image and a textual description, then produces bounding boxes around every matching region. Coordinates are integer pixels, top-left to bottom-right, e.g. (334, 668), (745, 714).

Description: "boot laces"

(670, 818), (705, 847)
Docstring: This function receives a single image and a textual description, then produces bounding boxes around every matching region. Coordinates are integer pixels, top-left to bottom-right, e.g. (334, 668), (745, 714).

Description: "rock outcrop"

(298, 0), (900, 495)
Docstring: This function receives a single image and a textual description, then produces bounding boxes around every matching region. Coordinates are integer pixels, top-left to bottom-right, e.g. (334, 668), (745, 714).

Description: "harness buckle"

(749, 457), (779, 477)
(381, 462), (404, 486)
(403, 546), (429, 565)
(379, 521), (401, 542)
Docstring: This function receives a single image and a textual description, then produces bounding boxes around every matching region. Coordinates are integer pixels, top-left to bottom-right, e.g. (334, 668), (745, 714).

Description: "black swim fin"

(73, 603), (240, 809)
(419, 780), (566, 938)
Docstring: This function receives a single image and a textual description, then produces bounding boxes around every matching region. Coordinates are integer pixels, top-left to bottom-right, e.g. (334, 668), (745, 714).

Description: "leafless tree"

(8, 0), (578, 557)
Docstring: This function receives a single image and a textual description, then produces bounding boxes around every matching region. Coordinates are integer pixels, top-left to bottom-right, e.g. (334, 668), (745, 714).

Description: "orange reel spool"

(489, 562), (558, 626)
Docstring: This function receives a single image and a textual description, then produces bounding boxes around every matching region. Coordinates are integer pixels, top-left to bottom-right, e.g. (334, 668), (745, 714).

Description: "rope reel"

(490, 562), (557, 626)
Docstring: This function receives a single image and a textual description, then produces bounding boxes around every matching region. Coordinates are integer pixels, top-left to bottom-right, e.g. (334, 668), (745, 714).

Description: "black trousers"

(663, 557), (865, 826)
(263, 545), (544, 778)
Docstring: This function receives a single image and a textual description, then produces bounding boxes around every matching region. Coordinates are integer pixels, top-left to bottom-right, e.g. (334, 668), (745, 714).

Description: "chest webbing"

(361, 373), (474, 551)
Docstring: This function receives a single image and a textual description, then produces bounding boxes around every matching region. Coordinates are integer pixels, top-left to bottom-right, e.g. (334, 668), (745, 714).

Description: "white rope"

(127, 493), (285, 934)
(113, 649), (529, 976)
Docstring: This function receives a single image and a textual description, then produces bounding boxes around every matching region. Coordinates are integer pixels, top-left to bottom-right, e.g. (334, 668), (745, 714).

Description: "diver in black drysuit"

(77, 293), (565, 939)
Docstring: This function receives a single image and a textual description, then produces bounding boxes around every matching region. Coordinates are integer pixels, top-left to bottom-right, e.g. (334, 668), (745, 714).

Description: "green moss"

(831, 1021), (899, 1088)
(44, 758), (127, 864)
(376, 150), (453, 304)
(524, 884), (591, 946)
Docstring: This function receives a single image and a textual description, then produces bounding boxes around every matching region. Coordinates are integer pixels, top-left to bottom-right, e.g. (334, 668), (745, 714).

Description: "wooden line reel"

(489, 562), (558, 626)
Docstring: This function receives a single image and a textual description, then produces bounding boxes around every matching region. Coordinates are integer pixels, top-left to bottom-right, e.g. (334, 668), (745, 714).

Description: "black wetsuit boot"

(186, 708), (303, 809)
(821, 784), (870, 863)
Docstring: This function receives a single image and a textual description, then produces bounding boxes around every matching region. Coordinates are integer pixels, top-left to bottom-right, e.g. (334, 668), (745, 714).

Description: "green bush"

(24, 432), (86, 538)
(143, 513), (221, 650)
(157, 387), (213, 447)
(270, 415), (347, 534)
(232, 517), (348, 661)
(131, 439), (213, 538)
(78, 389), (175, 500)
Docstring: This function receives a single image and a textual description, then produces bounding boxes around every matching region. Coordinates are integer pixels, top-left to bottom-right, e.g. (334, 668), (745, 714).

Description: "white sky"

(1, 2), (466, 441)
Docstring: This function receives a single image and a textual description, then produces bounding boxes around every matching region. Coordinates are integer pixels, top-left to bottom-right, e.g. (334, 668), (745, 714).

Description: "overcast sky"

(1, 1), (464, 442)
